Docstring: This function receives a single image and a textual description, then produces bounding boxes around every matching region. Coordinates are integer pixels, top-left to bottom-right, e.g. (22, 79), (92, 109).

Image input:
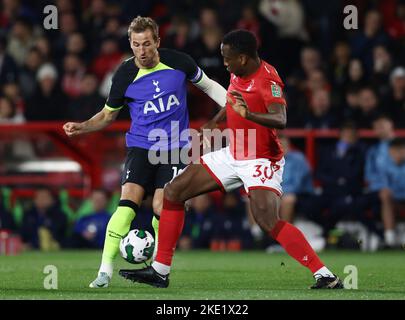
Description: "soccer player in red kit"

(120, 30), (344, 289)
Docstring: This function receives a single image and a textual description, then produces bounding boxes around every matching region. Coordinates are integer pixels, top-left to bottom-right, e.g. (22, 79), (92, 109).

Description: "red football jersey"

(226, 60), (286, 161)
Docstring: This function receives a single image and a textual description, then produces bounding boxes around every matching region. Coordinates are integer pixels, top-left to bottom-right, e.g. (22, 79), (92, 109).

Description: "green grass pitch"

(0, 250), (404, 300)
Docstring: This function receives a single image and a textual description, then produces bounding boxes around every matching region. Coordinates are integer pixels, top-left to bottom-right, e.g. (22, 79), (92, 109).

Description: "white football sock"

(152, 261), (170, 276)
(99, 262), (113, 279)
(313, 266), (334, 280)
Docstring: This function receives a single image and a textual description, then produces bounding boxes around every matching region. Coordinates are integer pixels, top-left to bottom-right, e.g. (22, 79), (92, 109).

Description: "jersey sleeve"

(105, 60), (137, 110)
(180, 53), (203, 83)
(162, 49), (203, 83)
(261, 66), (287, 107)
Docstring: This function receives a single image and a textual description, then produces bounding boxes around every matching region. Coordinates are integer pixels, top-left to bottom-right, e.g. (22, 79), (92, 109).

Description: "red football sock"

(270, 220), (324, 273)
(155, 198), (185, 266)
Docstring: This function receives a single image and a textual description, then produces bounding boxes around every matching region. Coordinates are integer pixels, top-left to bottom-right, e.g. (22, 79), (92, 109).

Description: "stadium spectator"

(67, 73), (104, 121)
(356, 86), (381, 128)
(20, 189), (67, 251)
(71, 189), (111, 249)
(53, 12), (80, 60)
(6, 17), (36, 67)
(371, 45), (393, 97)
(18, 47), (43, 99)
(303, 89), (338, 129)
(162, 15), (195, 54)
(66, 32), (90, 64)
(346, 58), (367, 91)
(199, 7), (221, 31)
(192, 26), (228, 87)
(25, 63), (67, 120)
(0, 96), (24, 124)
(350, 10), (391, 73)
(55, 0), (75, 14)
(380, 138), (405, 242)
(279, 135), (314, 223)
(303, 69), (332, 105)
(365, 115), (398, 247)
(330, 41), (351, 92)
(0, 89), (32, 160)
(314, 122), (366, 236)
(380, 0), (405, 40)
(289, 46), (322, 90)
(61, 54), (86, 98)
(258, 0), (308, 75)
(0, 35), (18, 85)
(383, 66), (405, 128)
(35, 36), (52, 62)
(0, 0), (28, 30)
(90, 36), (123, 81)
(82, 0), (108, 45)
(1, 82), (26, 123)
(341, 86), (361, 123)
(236, 5), (261, 47)
(365, 138), (405, 248)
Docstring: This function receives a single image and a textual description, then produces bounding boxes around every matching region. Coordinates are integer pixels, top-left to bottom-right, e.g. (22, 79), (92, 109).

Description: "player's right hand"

(63, 122), (84, 137)
(199, 120), (217, 149)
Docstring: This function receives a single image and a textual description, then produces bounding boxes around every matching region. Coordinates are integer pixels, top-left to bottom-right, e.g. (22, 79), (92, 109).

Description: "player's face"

(130, 29), (160, 68)
(221, 43), (244, 77)
(373, 118), (394, 139)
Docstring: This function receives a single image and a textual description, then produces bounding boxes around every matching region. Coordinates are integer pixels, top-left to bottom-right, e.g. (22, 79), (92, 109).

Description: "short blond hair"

(128, 16), (159, 41)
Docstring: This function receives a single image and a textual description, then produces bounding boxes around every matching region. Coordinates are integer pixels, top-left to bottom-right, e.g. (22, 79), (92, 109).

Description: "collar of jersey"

(133, 62), (173, 82)
(237, 60), (263, 83)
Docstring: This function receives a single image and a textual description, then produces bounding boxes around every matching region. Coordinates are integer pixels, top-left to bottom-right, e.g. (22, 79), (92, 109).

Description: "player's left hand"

(227, 90), (249, 118)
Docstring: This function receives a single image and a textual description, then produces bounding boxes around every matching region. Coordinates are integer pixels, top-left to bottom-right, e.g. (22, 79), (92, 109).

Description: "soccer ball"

(119, 229), (155, 264)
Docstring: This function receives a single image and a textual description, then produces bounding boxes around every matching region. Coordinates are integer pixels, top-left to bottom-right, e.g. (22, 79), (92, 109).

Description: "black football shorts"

(121, 147), (188, 196)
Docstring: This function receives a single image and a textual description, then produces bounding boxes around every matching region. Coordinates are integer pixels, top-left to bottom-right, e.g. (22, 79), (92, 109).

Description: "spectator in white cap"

(25, 63), (67, 120)
(383, 66), (405, 127)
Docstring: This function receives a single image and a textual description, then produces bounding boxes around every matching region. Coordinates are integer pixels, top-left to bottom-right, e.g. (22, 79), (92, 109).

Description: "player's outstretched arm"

(227, 90), (286, 129)
(193, 72), (227, 109)
(63, 107), (120, 137)
(194, 72), (228, 132)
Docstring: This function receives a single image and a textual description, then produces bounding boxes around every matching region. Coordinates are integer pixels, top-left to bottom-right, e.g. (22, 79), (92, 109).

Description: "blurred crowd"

(1, 0), (405, 253)
(0, 187), (255, 252)
(0, 0), (404, 125)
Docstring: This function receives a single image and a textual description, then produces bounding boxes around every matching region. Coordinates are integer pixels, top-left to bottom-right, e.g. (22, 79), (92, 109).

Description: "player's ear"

(240, 54), (248, 66)
(156, 37), (161, 48)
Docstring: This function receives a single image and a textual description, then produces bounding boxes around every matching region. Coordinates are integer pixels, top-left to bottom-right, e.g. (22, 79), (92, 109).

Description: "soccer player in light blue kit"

(63, 16), (227, 288)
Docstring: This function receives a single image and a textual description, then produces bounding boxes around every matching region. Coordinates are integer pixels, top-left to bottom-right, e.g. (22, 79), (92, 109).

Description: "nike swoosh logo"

(153, 91), (166, 99)
(96, 283), (106, 287)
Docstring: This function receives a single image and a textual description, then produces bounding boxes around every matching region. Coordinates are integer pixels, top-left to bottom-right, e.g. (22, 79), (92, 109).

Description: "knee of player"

(164, 182), (182, 202)
(251, 203), (279, 227)
(252, 201), (275, 215)
(255, 213), (279, 232)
